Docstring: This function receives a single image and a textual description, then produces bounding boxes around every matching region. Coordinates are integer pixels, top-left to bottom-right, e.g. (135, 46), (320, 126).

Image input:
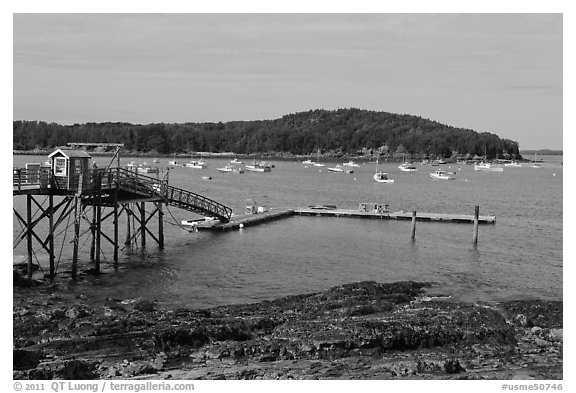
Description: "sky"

(13, 13), (563, 150)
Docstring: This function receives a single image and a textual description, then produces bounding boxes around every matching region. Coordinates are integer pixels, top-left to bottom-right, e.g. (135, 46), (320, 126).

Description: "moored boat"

(327, 164), (344, 173)
(342, 160), (360, 168)
(373, 171), (395, 183)
(126, 161), (159, 174)
(474, 162), (504, 172)
(430, 169), (455, 180)
(218, 164), (244, 174)
(185, 159), (207, 169)
(398, 162), (418, 172)
(246, 161), (272, 172)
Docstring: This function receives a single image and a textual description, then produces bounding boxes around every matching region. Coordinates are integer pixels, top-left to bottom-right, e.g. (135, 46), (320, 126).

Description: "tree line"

(13, 108), (521, 159)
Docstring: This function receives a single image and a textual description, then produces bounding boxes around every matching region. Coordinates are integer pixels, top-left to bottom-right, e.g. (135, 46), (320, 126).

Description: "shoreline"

(13, 280), (562, 380)
(12, 150), (550, 164)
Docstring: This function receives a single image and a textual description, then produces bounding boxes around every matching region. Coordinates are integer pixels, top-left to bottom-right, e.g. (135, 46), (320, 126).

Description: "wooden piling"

(26, 195), (33, 282)
(113, 190), (119, 265)
(124, 205), (131, 246)
(72, 196), (80, 279)
(411, 211), (417, 240)
(158, 202), (164, 249)
(140, 202), (146, 247)
(48, 194), (55, 278)
(90, 197), (96, 261)
(95, 174), (102, 273)
(473, 205), (479, 245)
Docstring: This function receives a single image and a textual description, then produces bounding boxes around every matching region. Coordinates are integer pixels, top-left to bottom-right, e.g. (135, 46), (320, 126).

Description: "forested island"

(13, 108), (521, 160)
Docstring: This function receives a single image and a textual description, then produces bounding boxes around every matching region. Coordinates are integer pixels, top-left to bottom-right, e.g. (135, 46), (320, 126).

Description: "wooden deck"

(196, 209), (295, 231)
(195, 206), (495, 231)
(295, 208), (496, 224)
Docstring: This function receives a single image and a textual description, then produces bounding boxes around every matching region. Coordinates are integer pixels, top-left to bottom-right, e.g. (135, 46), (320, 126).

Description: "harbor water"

(12, 155), (563, 309)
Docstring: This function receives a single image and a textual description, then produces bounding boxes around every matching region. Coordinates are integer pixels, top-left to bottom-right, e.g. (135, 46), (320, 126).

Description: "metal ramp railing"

(116, 168), (232, 222)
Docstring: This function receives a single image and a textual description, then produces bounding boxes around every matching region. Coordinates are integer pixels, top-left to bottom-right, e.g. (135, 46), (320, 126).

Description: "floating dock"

(295, 208), (496, 224)
(196, 206), (495, 231)
(196, 209), (295, 231)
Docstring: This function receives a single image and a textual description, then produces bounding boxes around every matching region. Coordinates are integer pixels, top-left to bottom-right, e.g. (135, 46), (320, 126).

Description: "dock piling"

(411, 211), (417, 240)
(473, 205), (479, 245)
(72, 196), (80, 279)
(26, 195), (33, 282)
(48, 194), (55, 278)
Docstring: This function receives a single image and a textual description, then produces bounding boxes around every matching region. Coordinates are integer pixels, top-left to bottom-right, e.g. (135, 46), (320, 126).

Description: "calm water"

(13, 155), (563, 308)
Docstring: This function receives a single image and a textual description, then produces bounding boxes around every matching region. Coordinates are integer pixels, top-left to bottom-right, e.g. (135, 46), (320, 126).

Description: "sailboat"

(313, 149), (325, 167)
(474, 147), (503, 172)
(373, 157), (395, 183)
(532, 152), (543, 168)
(398, 154), (418, 172)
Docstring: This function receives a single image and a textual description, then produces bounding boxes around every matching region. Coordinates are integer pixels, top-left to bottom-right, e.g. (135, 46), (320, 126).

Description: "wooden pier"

(294, 208), (496, 224)
(196, 205), (495, 232)
(196, 209), (295, 231)
(13, 145), (232, 282)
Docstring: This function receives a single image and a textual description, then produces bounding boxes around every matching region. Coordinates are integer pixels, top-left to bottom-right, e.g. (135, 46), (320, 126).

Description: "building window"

(54, 157), (67, 176)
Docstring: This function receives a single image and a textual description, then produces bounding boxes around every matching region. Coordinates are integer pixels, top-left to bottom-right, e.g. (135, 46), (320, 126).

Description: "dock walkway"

(196, 207), (495, 231)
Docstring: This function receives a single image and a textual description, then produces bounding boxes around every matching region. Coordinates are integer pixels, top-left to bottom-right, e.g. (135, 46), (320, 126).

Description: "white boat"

(153, 158), (160, 163)
(342, 160), (360, 168)
(327, 165), (344, 173)
(504, 161), (522, 167)
(373, 171), (395, 183)
(168, 160), (181, 167)
(245, 161), (272, 172)
(373, 158), (394, 183)
(313, 162), (325, 167)
(230, 158), (243, 165)
(474, 162), (504, 172)
(126, 161), (159, 174)
(217, 164), (244, 174)
(532, 152), (544, 168)
(398, 162), (418, 172)
(302, 159), (315, 165)
(185, 159), (207, 169)
(430, 169), (455, 180)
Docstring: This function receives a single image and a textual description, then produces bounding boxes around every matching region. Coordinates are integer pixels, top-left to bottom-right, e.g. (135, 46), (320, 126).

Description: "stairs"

(116, 168), (232, 222)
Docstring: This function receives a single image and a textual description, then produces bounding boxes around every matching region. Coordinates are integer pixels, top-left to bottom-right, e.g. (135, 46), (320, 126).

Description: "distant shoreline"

(520, 149), (563, 155)
(13, 149), (561, 162)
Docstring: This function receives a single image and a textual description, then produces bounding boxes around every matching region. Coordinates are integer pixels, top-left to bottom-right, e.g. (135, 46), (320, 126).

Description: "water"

(13, 155), (563, 308)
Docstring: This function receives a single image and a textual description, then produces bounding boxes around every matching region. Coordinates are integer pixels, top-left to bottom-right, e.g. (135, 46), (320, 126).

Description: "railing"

(14, 166), (233, 222)
(164, 185), (232, 221)
(13, 167), (52, 192)
(116, 168), (232, 221)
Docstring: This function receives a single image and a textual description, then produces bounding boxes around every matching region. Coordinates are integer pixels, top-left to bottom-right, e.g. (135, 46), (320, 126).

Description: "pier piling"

(411, 211), (417, 240)
(473, 205), (480, 245)
(26, 195), (33, 282)
(48, 194), (55, 278)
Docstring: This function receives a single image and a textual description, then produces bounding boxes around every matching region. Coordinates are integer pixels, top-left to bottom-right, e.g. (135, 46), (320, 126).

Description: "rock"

(534, 338), (549, 348)
(514, 314), (528, 326)
(29, 359), (97, 380)
(444, 359), (466, 374)
(531, 326), (543, 336)
(65, 306), (89, 319)
(547, 328), (563, 342)
(13, 349), (44, 371)
(134, 300), (156, 312)
(50, 309), (66, 320)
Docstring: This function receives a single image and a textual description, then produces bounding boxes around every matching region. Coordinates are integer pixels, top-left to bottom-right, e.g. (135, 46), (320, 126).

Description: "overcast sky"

(13, 13), (562, 150)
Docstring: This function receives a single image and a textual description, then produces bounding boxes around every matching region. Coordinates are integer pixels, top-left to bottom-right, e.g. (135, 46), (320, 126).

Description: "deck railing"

(13, 166), (233, 222)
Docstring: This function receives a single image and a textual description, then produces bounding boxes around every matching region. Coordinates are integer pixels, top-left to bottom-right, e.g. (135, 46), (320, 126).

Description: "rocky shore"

(13, 281), (562, 380)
